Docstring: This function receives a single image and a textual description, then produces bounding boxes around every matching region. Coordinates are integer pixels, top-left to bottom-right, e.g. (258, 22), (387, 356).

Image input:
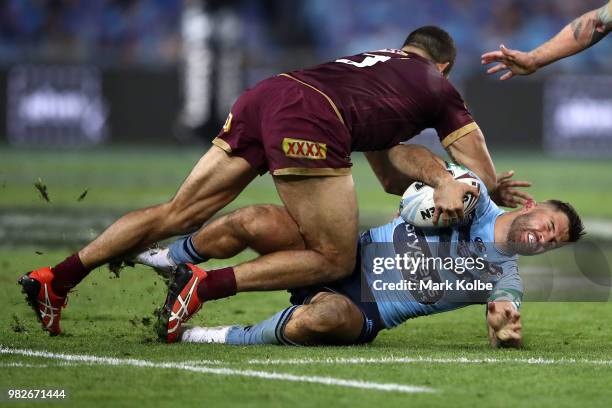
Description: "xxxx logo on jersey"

(282, 138), (327, 160)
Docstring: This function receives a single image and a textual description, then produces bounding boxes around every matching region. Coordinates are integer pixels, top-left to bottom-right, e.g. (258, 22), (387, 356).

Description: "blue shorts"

(288, 240), (384, 344)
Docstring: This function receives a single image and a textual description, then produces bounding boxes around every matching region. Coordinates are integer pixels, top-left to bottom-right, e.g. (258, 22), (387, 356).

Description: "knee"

(230, 205), (287, 240)
(297, 296), (355, 335)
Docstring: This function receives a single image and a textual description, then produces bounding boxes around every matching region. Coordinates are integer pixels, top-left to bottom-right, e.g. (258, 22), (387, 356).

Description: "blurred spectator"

(0, 0), (181, 67)
(297, 0), (612, 81)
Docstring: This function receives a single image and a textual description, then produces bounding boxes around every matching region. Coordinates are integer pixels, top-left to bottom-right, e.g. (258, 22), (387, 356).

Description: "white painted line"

(245, 356), (612, 366)
(0, 362), (49, 368)
(0, 347), (433, 394)
(176, 359), (224, 366)
(0, 361), (76, 368)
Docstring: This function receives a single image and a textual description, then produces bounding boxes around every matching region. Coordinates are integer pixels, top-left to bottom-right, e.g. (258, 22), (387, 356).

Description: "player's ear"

(436, 62), (450, 76)
(522, 199), (536, 212)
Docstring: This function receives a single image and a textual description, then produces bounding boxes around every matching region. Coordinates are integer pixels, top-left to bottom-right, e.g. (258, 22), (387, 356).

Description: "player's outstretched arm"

(487, 301), (523, 349)
(482, 2), (612, 80)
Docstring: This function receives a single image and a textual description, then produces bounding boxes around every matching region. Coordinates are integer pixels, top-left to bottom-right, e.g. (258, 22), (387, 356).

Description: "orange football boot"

(18, 267), (67, 336)
(156, 264), (207, 343)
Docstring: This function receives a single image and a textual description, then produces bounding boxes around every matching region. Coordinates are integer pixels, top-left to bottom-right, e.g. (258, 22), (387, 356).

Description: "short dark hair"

(545, 199), (586, 242)
(402, 26), (456, 76)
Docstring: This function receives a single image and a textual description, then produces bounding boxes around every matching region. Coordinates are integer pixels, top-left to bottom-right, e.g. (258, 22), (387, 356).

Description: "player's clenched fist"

(432, 178), (480, 225)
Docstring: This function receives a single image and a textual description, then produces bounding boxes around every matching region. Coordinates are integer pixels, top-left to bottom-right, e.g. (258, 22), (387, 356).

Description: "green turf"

(2, 248), (612, 407)
(1, 147), (611, 219)
(1, 147), (612, 407)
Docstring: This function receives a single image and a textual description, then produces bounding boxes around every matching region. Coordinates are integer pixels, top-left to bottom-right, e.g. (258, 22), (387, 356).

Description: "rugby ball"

(399, 162), (480, 227)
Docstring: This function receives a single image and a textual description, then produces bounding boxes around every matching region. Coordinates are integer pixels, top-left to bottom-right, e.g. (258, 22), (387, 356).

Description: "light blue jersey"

(360, 178), (522, 329)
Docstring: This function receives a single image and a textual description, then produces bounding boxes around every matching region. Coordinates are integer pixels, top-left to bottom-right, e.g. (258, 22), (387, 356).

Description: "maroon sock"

(197, 267), (237, 301)
(51, 254), (91, 297)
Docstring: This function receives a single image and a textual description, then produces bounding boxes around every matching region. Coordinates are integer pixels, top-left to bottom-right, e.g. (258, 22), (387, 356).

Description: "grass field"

(1, 146), (612, 407)
(2, 147), (612, 218)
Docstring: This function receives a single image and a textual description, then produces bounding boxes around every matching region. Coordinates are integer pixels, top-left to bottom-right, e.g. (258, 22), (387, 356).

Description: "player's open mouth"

(521, 230), (535, 246)
(527, 232), (536, 245)
(522, 231), (544, 253)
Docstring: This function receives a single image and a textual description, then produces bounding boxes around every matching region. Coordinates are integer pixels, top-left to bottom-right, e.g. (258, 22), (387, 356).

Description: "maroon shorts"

(212, 74), (352, 176)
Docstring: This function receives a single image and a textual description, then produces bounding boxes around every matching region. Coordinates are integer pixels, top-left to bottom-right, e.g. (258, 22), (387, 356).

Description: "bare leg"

(284, 292), (364, 345)
(199, 174), (358, 291)
(179, 292), (364, 346)
(191, 204), (305, 259)
(132, 204), (302, 278)
(79, 147), (257, 268)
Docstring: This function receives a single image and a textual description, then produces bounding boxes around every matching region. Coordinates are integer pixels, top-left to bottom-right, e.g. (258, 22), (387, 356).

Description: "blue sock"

(169, 235), (208, 265)
(226, 306), (299, 345)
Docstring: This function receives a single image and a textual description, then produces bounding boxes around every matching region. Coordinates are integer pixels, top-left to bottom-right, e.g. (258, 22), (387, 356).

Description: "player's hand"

(481, 45), (538, 80)
(432, 178), (480, 226)
(487, 302), (523, 348)
(490, 170), (533, 208)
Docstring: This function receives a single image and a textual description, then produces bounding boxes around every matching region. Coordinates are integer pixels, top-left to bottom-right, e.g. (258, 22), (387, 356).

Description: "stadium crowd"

(0, 0), (611, 81)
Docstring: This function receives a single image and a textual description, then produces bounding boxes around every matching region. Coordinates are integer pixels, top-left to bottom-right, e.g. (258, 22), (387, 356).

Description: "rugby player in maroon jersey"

(18, 26), (531, 340)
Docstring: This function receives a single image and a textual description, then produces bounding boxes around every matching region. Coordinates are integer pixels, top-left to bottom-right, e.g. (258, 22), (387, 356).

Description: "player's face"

(507, 204), (570, 255)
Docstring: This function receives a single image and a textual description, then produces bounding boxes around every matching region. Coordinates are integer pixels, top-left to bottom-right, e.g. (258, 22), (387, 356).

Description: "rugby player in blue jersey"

(137, 155), (584, 349)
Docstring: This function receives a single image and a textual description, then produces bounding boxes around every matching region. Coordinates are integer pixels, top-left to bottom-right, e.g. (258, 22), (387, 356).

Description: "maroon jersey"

(213, 49), (479, 177)
(287, 49), (478, 151)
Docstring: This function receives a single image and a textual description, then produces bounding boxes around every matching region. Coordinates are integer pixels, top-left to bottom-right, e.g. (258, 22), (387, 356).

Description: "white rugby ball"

(399, 162), (480, 227)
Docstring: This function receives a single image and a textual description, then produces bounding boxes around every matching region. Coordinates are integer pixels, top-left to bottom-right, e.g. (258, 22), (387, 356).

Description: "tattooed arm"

(482, 2), (612, 80)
